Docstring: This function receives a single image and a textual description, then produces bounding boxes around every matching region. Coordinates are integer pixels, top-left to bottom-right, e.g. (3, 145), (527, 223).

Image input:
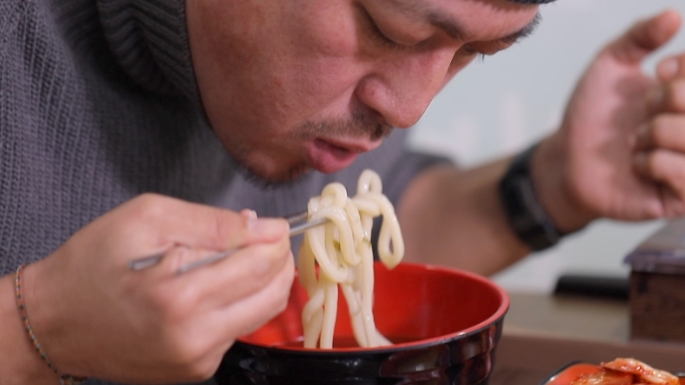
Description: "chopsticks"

(127, 212), (326, 274)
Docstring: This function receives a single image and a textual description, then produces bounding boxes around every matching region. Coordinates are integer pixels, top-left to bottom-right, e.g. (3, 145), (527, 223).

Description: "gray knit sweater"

(1, 0), (448, 383)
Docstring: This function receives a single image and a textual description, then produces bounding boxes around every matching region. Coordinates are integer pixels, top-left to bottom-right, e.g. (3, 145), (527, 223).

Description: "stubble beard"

(226, 108), (394, 190)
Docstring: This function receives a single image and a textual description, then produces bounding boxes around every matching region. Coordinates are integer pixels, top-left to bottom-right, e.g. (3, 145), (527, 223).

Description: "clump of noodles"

(297, 169), (404, 349)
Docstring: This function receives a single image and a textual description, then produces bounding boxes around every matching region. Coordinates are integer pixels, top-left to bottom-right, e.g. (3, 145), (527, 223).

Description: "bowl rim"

(235, 262), (511, 354)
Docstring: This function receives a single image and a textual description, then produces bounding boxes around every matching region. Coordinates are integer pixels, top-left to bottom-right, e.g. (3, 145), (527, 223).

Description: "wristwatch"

(499, 143), (566, 251)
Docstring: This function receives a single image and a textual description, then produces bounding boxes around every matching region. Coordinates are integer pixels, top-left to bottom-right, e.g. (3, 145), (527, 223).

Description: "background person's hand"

(22, 194), (293, 383)
(532, 9), (685, 231)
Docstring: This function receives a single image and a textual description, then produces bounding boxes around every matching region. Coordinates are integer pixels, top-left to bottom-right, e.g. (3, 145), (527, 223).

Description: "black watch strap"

(499, 143), (565, 251)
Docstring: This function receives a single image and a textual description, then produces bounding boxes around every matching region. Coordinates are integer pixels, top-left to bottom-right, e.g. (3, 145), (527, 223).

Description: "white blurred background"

(408, 0), (685, 293)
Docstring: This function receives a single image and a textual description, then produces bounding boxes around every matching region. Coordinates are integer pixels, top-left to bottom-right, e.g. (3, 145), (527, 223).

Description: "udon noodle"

(297, 169), (404, 349)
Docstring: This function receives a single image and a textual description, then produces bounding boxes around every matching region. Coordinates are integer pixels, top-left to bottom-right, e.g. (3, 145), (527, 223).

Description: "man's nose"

(354, 47), (456, 129)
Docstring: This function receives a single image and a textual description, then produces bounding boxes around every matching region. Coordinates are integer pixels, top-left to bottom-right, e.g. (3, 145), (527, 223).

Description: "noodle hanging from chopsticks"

(297, 169), (404, 349)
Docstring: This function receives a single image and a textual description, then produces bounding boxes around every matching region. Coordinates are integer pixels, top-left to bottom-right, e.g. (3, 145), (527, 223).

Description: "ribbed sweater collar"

(96, 0), (200, 105)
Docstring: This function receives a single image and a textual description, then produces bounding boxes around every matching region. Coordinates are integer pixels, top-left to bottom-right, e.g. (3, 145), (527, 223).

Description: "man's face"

(187, 0), (539, 182)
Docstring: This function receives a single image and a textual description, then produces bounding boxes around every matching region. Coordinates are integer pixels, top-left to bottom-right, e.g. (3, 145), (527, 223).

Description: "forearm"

(0, 271), (58, 384)
(398, 158), (531, 276)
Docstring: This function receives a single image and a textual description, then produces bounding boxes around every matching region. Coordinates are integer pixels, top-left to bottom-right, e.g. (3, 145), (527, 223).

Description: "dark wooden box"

(626, 218), (685, 343)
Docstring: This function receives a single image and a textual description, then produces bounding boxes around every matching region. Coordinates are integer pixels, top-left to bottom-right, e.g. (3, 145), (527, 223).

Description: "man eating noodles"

(1, 0), (684, 383)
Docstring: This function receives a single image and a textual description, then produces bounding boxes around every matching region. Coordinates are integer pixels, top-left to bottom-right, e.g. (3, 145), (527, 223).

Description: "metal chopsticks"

(127, 212), (326, 274)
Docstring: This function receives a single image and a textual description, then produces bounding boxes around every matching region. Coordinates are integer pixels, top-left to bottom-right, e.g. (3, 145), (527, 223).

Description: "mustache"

(293, 108), (393, 141)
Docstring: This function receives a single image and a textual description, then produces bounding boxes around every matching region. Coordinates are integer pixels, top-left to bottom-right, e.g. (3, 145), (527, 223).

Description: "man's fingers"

(657, 53), (685, 82)
(123, 194), (288, 253)
(633, 149), (685, 211)
(635, 114), (685, 151)
(607, 9), (682, 65)
(183, 237), (293, 308)
(211, 253), (295, 342)
(656, 186), (685, 218)
(239, 209), (258, 220)
(131, 239), (292, 331)
(647, 79), (685, 114)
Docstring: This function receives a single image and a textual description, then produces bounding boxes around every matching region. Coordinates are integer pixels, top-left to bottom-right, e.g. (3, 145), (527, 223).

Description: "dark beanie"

(508, 0), (557, 4)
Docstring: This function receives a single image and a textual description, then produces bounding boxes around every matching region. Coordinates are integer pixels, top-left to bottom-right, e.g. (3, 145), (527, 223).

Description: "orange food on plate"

(600, 358), (679, 385)
(569, 370), (633, 385)
(567, 358), (680, 385)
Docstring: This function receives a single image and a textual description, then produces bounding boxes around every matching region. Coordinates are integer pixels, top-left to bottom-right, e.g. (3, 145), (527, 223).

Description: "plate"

(539, 361), (685, 385)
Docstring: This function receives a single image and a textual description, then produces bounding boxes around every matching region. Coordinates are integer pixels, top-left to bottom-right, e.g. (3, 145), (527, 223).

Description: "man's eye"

(369, 24), (404, 50)
(359, 7), (405, 50)
(462, 44), (488, 61)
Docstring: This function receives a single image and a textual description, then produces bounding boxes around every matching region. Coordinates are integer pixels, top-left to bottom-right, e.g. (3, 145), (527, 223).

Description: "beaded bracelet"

(14, 265), (88, 385)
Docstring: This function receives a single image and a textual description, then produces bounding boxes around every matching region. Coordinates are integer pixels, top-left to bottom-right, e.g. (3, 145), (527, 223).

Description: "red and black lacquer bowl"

(215, 262), (510, 385)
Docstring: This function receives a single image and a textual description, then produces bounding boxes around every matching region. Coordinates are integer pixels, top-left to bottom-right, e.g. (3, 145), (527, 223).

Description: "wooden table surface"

(503, 292), (630, 342)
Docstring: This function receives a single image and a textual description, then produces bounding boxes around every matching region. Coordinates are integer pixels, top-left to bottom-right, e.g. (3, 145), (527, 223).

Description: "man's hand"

(633, 48), (685, 216)
(533, 9), (685, 231)
(21, 194), (294, 383)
